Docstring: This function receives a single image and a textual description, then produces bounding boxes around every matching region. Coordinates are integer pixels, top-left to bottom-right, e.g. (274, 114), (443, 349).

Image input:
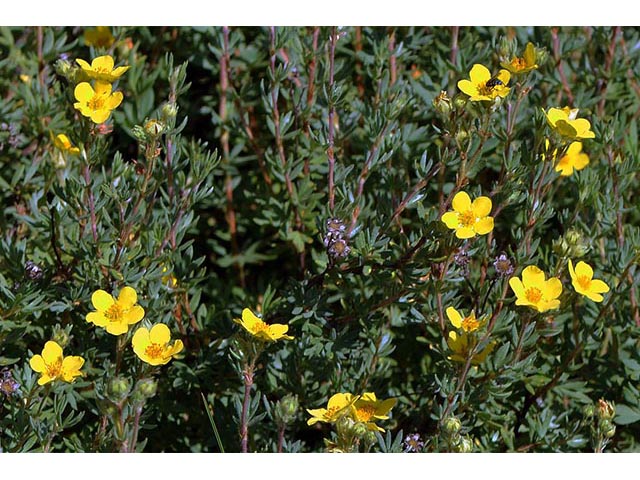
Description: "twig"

(240, 362), (255, 453)
(327, 26), (337, 211)
(551, 28), (574, 104)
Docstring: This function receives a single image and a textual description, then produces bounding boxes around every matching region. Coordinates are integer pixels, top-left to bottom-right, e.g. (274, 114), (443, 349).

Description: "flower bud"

(442, 416), (462, 436)
(432, 90), (452, 116)
(54, 58), (72, 78)
(534, 46), (549, 67)
(583, 404), (595, 418)
(498, 36), (516, 61)
(452, 435), (473, 453)
(144, 119), (165, 137)
(335, 414), (354, 437)
(455, 128), (469, 145)
(363, 430), (378, 446)
(274, 394), (299, 425)
(352, 422), (368, 438)
(453, 94), (467, 110)
(597, 399), (615, 420)
(135, 378), (158, 399)
(107, 376), (131, 403)
(162, 103), (178, 120)
(51, 328), (70, 349)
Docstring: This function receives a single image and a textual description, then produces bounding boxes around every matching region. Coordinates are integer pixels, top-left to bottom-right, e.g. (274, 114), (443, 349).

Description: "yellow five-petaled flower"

(501, 42), (538, 74)
(74, 81), (123, 124)
(51, 133), (80, 155)
(352, 392), (397, 432)
(132, 323), (184, 366)
(76, 55), (130, 83)
(234, 308), (294, 342)
(509, 265), (562, 312)
(29, 341), (84, 386)
(86, 286), (145, 336)
(446, 306), (484, 333)
(457, 64), (511, 102)
(568, 260), (610, 303)
(306, 392), (358, 426)
(544, 107), (595, 141)
(441, 191), (494, 239)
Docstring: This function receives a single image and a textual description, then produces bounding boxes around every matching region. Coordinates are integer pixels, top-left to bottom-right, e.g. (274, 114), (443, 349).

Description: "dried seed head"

(0, 369), (20, 397)
(25, 261), (43, 281)
(493, 253), (514, 277)
(403, 433), (425, 453)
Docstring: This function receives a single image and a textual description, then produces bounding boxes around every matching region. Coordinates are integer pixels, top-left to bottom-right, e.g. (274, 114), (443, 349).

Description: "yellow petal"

(446, 306), (463, 329)
(105, 91), (124, 110)
(126, 305), (145, 325)
(571, 119), (594, 139)
(92, 55), (115, 72)
(150, 323), (171, 345)
(62, 356), (85, 381)
(76, 58), (91, 70)
(268, 323), (293, 340)
(524, 42), (536, 66)
(92, 289), (115, 311)
(441, 211), (459, 229)
(74, 82), (95, 102)
(455, 227), (475, 239)
(471, 196), (492, 217)
(522, 266), (545, 289)
(94, 81), (112, 96)
(474, 217), (494, 235)
(112, 66), (130, 77)
(566, 142), (583, 155)
(90, 109), (111, 124)
(495, 69), (510, 86)
(452, 191), (471, 213)
(544, 277), (563, 300)
(568, 260), (577, 281)
(132, 327), (151, 355)
(118, 286), (138, 309)
(29, 354), (46, 373)
(590, 279), (610, 294)
(469, 64), (491, 85)
(241, 308), (261, 329)
(574, 261), (593, 280)
(38, 374), (54, 386)
(545, 108), (567, 127)
(457, 79), (478, 97)
(42, 341), (63, 363)
(86, 311), (108, 327)
(169, 339), (184, 357)
(106, 321), (129, 336)
(508, 277), (525, 298)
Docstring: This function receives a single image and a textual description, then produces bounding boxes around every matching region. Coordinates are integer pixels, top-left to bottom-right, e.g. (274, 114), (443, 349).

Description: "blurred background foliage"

(1, 26), (639, 452)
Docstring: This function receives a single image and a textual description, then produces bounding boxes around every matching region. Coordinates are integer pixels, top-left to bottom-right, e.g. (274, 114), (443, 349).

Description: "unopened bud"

(107, 376), (131, 402)
(597, 399), (615, 420)
(51, 328), (70, 349)
(352, 422), (368, 438)
(162, 103), (178, 120)
(54, 59), (72, 78)
(455, 129), (469, 145)
(274, 394), (299, 425)
(534, 46), (549, 67)
(135, 378), (157, 399)
(442, 416), (462, 436)
(583, 404), (595, 418)
(363, 430), (377, 446)
(432, 90), (452, 116)
(453, 435), (473, 453)
(498, 36), (516, 60)
(453, 94), (467, 110)
(144, 119), (165, 137)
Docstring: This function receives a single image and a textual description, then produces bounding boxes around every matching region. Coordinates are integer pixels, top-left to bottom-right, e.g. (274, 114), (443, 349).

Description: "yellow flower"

(307, 392), (358, 426)
(509, 266), (562, 312)
(86, 286), (145, 336)
(544, 107), (595, 141)
(51, 132), (80, 155)
(84, 26), (115, 49)
(76, 55), (129, 83)
(447, 331), (494, 365)
(132, 323), (184, 366)
(501, 42), (538, 74)
(568, 260), (610, 303)
(74, 81), (123, 124)
(441, 191), (494, 239)
(446, 306), (484, 333)
(351, 392), (397, 432)
(29, 341), (84, 386)
(555, 142), (589, 176)
(457, 64), (511, 102)
(234, 308), (294, 342)
(161, 265), (178, 288)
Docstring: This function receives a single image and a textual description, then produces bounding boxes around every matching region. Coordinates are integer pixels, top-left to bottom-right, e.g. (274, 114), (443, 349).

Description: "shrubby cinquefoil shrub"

(1, 26), (639, 453)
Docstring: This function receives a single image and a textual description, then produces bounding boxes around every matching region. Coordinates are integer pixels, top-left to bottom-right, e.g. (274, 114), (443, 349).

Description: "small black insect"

(486, 77), (504, 88)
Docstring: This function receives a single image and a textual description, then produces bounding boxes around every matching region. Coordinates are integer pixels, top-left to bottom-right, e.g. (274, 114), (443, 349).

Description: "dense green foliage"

(1, 26), (639, 452)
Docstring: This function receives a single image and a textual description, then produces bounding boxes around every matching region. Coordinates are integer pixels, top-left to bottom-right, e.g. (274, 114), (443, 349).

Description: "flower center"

(253, 320), (269, 332)
(87, 95), (106, 111)
(355, 405), (376, 422)
(577, 275), (591, 290)
(95, 66), (111, 74)
(458, 210), (476, 228)
(477, 82), (494, 96)
(45, 359), (63, 379)
(525, 287), (543, 304)
(105, 303), (124, 322)
(461, 315), (480, 332)
(144, 343), (164, 359)
(510, 57), (527, 70)
(325, 405), (341, 420)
